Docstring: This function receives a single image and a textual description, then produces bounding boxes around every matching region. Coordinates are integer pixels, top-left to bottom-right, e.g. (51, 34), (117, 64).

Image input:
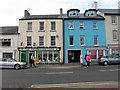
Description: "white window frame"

(69, 36), (74, 46)
(27, 36), (32, 46)
(27, 22), (32, 31)
(51, 22), (56, 31)
(39, 36), (44, 46)
(93, 22), (98, 30)
(111, 16), (117, 25)
(68, 21), (74, 29)
(39, 22), (44, 31)
(50, 36), (56, 46)
(94, 35), (98, 46)
(80, 21), (84, 30)
(113, 30), (118, 40)
(80, 36), (85, 46)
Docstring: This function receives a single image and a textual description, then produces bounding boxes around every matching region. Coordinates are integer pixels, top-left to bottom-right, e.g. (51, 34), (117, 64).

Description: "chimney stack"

(24, 10), (30, 17)
(60, 8), (63, 16)
(92, 1), (98, 9)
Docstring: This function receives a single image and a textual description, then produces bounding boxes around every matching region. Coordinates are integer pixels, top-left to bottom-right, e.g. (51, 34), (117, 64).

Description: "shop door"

(21, 53), (27, 63)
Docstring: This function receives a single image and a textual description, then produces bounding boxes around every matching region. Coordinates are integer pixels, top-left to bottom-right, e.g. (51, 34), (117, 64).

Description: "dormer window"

(67, 9), (80, 17)
(84, 9), (97, 17)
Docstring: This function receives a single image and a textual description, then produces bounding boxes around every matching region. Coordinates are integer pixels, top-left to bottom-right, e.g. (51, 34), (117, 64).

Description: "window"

(39, 22), (44, 31)
(80, 36), (85, 45)
(51, 36), (56, 46)
(94, 35), (98, 45)
(93, 22), (98, 29)
(68, 21), (74, 29)
(69, 36), (74, 45)
(98, 50), (103, 58)
(3, 53), (12, 58)
(111, 16), (117, 24)
(89, 50), (97, 59)
(80, 22), (84, 29)
(27, 36), (32, 46)
(0, 39), (11, 46)
(113, 30), (118, 40)
(39, 36), (44, 46)
(51, 22), (56, 31)
(27, 22), (32, 31)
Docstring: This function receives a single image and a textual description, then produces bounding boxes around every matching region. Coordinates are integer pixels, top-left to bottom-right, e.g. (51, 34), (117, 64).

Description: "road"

(1, 64), (119, 88)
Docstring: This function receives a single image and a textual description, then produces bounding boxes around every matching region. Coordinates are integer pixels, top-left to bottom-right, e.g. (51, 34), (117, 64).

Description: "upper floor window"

(113, 30), (118, 40)
(93, 22), (98, 30)
(69, 36), (74, 46)
(51, 36), (56, 46)
(51, 22), (56, 31)
(80, 36), (85, 46)
(27, 22), (32, 31)
(94, 35), (98, 46)
(111, 16), (117, 25)
(39, 22), (44, 31)
(68, 21), (74, 29)
(0, 39), (11, 46)
(80, 22), (84, 30)
(27, 36), (32, 46)
(39, 36), (44, 46)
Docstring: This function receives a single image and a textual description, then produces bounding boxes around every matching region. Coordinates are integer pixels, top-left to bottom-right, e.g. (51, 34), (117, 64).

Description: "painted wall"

(64, 19), (106, 63)
(0, 35), (19, 60)
(19, 19), (63, 62)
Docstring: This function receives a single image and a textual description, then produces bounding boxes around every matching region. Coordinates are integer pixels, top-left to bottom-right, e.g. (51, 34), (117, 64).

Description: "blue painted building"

(63, 9), (107, 64)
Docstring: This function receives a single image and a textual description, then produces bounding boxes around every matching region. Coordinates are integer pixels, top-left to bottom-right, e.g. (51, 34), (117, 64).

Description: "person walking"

(86, 55), (91, 67)
(30, 53), (36, 67)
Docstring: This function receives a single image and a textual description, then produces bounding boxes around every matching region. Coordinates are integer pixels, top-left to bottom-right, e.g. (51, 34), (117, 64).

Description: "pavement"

(31, 81), (119, 88)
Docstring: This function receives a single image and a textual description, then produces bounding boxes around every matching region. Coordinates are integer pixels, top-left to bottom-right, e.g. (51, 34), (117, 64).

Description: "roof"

(20, 14), (62, 20)
(63, 14), (104, 20)
(98, 9), (120, 15)
(0, 26), (19, 35)
(20, 14), (104, 20)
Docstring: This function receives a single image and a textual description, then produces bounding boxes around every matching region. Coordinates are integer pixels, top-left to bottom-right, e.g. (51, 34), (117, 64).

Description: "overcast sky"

(0, 0), (119, 26)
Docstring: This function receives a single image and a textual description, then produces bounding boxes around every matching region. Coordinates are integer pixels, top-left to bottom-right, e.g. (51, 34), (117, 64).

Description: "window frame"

(80, 35), (85, 46)
(27, 22), (32, 31)
(39, 22), (44, 31)
(113, 30), (118, 40)
(51, 22), (56, 31)
(69, 36), (74, 46)
(50, 36), (56, 46)
(93, 22), (98, 30)
(94, 35), (98, 46)
(111, 16), (117, 25)
(1, 39), (11, 47)
(27, 36), (32, 46)
(80, 21), (84, 30)
(68, 21), (74, 29)
(39, 36), (44, 46)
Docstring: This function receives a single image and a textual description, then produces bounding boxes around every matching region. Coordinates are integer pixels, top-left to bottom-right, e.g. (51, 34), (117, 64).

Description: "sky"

(0, 0), (119, 26)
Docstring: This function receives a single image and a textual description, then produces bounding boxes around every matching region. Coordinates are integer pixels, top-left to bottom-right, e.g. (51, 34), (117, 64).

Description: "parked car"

(0, 58), (27, 70)
(97, 55), (120, 65)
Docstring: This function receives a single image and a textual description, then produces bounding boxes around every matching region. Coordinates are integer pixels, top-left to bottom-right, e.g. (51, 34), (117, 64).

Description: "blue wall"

(63, 20), (106, 64)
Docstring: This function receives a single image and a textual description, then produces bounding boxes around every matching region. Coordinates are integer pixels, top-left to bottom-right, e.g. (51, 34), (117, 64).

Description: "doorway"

(68, 50), (81, 63)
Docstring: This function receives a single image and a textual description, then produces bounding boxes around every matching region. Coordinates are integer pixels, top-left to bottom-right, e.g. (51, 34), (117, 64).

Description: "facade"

(63, 9), (107, 64)
(18, 10), (63, 64)
(0, 26), (19, 60)
(98, 9), (120, 56)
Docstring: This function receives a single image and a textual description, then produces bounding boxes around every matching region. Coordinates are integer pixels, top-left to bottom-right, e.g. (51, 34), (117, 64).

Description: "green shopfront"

(18, 47), (61, 64)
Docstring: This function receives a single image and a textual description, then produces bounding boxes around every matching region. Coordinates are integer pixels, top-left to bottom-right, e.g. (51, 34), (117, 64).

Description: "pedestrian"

(80, 54), (83, 66)
(86, 55), (91, 67)
(30, 53), (36, 67)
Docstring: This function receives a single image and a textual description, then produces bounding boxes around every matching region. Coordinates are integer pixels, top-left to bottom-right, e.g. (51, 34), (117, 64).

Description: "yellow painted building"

(18, 9), (63, 64)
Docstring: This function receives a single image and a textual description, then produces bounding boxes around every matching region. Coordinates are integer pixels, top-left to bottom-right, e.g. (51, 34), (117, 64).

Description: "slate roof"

(20, 14), (104, 20)
(0, 26), (19, 35)
(98, 9), (120, 15)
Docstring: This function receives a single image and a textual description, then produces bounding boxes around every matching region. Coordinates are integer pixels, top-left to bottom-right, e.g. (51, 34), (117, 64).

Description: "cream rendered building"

(18, 9), (63, 63)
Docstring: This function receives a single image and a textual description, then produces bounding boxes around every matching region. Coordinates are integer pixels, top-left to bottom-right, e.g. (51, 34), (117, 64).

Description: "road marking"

(25, 71), (73, 75)
(100, 69), (120, 72)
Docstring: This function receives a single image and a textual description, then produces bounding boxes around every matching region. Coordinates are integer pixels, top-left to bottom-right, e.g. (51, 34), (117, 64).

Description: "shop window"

(98, 50), (103, 58)
(89, 50), (97, 59)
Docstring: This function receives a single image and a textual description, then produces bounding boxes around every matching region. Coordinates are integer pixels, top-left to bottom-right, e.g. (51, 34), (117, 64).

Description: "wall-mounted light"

(21, 42), (23, 46)
(56, 35), (59, 38)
